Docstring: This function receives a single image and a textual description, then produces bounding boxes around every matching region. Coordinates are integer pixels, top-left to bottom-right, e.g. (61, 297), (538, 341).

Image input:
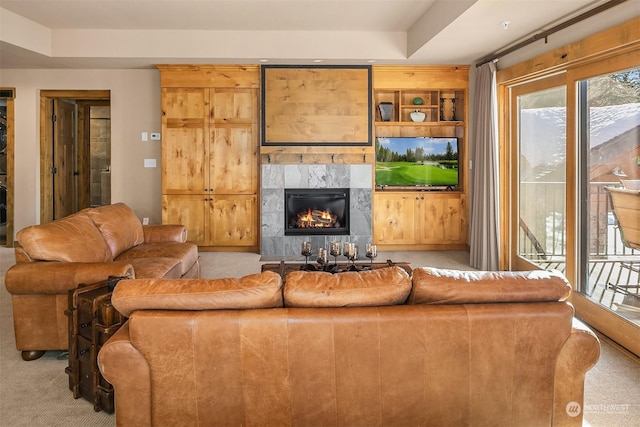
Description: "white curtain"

(469, 62), (500, 270)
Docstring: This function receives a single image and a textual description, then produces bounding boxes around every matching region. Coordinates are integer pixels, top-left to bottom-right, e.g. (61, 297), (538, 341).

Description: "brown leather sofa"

(4, 203), (199, 361)
(98, 266), (600, 427)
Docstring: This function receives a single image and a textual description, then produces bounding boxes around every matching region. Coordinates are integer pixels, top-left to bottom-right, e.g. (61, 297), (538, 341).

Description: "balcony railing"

(518, 181), (639, 324)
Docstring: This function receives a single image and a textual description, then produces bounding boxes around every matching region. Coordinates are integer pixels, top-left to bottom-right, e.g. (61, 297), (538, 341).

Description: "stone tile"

(284, 165), (309, 188)
(261, 188), (283, 213)
(326, 164), (350, 188)
(262, 165), (284, 188)
(261, 212), (283, 237)
(307, 165), (327, 188)
(350, 165), (372, 189)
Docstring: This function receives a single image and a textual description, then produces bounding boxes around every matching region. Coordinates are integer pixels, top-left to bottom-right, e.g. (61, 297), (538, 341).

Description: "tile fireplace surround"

(261, 164), (372, 258)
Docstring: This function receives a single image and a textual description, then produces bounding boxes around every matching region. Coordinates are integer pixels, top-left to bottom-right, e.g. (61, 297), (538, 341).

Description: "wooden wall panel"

(156, 65), (260, 89)
(373, 66), (470, 89)
(262, 66), (371, 145)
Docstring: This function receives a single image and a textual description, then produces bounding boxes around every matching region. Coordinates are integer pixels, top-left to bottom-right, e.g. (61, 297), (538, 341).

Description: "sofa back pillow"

(111, 271), (284, 317)
(85, 203), (144, 258)
(17, 212), (112, 263)
(409, 267), (571, 305)
(284, 266), (411, 308)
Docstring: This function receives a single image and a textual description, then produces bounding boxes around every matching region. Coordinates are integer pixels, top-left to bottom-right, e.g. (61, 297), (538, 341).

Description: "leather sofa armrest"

(4, 262), (134, 295)
(142, 224), (187, 243)
(98, 323), (151, 427)
(552, 318), (601, 426)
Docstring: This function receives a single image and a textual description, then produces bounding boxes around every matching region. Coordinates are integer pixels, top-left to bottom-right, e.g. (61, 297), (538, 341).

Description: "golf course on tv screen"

(375, 137), (459, 187)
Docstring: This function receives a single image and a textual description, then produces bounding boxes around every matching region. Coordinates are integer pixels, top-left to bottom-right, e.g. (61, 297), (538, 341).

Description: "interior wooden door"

(52, 99), (76, 219)
(40, 90), (110, 223)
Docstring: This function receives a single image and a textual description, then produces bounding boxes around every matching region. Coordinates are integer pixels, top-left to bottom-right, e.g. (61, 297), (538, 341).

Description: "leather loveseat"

(98, 266), (600, 427)
(4, 202), (199, 361)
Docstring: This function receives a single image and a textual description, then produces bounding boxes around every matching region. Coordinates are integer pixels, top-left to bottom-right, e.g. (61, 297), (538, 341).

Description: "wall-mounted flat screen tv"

(375, 137), (459, 188)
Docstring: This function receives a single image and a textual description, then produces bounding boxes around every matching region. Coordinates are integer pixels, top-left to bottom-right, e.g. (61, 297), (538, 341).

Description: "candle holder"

(300, 241), (312, 270)
(365, 243), (377, 269)
(317, 248), (328, 270)
(329, 241), (341, 272)
(344, 242), (358, 271)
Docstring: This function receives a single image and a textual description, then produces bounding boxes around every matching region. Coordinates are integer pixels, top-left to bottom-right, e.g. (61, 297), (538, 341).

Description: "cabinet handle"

(80, 322), (90, 329)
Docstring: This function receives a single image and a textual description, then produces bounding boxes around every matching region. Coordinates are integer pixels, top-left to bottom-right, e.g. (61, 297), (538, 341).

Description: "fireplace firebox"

(284, 188), (350, 235)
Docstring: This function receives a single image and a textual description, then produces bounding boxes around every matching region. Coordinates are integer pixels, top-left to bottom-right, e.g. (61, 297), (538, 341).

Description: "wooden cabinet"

(162, 194), (257, 247)
(372, 66), (469, 251)
(158, 66), (260, 250)
(373, 192), (467, 250)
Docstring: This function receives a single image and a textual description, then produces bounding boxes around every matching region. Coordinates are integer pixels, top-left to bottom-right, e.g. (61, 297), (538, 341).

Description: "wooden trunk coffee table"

(65, 279), (126, 413)
(262, 260), (412, 282)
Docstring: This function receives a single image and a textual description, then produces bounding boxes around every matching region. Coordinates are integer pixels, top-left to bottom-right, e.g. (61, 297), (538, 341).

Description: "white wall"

(1, 68), (161, 235)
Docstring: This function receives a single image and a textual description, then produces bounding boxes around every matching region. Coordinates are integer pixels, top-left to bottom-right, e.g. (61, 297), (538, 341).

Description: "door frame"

(1, 88), (15, 246)
(39, 90), (110, 223)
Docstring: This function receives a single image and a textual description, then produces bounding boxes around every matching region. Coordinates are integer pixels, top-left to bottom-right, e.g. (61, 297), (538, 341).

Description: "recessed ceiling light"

(502, 21), (510, 30)
(367, 59), (376, 63)
(259, 59), (269, 63)
(313, 59), (323, 63)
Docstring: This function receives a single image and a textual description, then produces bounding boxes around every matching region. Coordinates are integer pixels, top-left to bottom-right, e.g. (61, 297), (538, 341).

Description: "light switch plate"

(141, 132), (148, 141)
(144, 159), (156, 168)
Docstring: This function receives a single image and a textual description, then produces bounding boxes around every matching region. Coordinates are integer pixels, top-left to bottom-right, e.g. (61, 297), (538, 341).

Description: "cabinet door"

(162, 88), (209, 194)
(162, 195), (209, 246)
(210, 195), (257, 246)
(418, 194), (466, 244)
(210, 89), (258, 194)
(210, 89), (257, 124)
(373, 193), (417, 244)
(210, 126), (257, 194)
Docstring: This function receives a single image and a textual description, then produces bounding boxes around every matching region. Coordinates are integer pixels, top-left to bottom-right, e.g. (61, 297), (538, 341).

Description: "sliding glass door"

(504, 51), (640, 355)
(510, 75), (567, 271)
(575, 62), (640, 329)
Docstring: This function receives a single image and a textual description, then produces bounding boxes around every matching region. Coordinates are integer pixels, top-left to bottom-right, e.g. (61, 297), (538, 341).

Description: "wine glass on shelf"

(329, 241), (341, 272)
(301, 241), (312, 270)
(365, 243), (377, 269)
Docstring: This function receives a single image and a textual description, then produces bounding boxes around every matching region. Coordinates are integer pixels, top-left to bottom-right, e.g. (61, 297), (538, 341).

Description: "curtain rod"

(475, 0), (628, 67)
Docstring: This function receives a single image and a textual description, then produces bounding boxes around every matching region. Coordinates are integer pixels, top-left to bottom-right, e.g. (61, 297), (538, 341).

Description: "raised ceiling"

(0, 0), (637, 69)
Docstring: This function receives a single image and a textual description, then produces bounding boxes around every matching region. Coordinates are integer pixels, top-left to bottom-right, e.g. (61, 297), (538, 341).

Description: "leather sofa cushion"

(111, 271), (283, 317)
(16, 213), (112, 263)
(116, 242), (199, 276)
(120, 257), (183, 279)
(408, 267), (572, 305)
(284, 266), (411, 307)
(85, 203), (144, 258)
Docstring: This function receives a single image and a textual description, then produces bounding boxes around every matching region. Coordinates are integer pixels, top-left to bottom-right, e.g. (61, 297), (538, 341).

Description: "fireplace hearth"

(285, 188), (350, 236)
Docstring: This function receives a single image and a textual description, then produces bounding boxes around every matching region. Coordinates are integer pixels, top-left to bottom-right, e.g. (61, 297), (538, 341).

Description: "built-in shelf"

(374, 89), (465, 124)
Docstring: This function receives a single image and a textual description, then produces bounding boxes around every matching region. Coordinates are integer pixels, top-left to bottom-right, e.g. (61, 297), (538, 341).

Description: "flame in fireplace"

(295, 208), (340, 228)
